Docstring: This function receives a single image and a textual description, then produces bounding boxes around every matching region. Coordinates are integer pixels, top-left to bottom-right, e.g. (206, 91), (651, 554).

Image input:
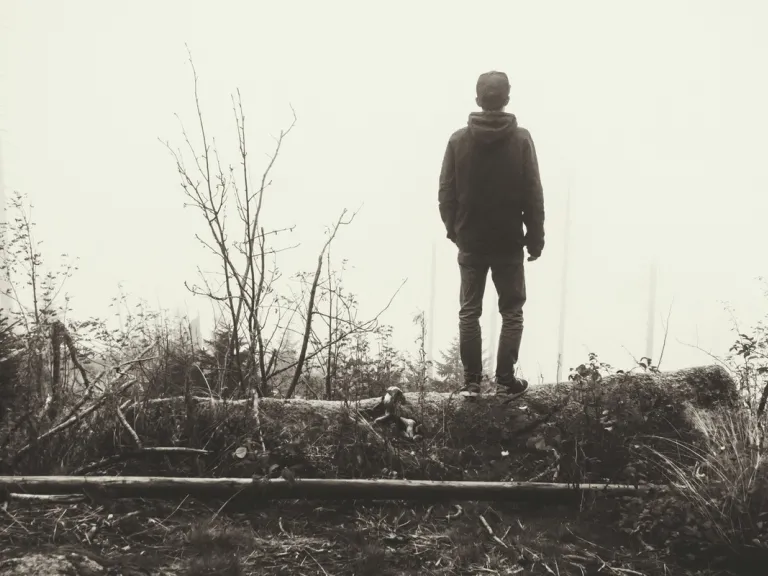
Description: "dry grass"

(605, 406), (768, 575)
(653, 408), (767, 542)
(0, 496), (687, 576)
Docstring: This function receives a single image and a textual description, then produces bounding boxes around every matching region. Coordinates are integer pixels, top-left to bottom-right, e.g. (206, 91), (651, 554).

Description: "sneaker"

(495, 377), (529, 401)
(459, 382), (481, 398)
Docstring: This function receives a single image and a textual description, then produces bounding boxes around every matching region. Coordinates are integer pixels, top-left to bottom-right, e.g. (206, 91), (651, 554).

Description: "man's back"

(439, 110), (545, 257)
(438, 70), (544, 400)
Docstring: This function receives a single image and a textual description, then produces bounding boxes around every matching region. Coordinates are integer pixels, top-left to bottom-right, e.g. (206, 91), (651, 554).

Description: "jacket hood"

(467, 111), (518, 144)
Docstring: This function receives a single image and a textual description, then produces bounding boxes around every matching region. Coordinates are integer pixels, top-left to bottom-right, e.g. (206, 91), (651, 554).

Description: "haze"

(1, 0), (766, 382)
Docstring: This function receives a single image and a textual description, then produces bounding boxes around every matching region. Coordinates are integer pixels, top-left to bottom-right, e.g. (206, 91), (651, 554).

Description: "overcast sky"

(1, 0), (767, 382)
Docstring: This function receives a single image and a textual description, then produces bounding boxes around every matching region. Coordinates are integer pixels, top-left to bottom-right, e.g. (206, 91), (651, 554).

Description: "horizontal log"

(127, 365), (736, 433)
(17, 365), (733, 482)
(8, 493), (85, 503)
(0, 476), (662, 503)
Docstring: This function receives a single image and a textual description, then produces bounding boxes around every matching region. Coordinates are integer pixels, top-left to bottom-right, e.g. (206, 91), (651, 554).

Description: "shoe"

(459, 376), (483, 398)
(459, 380), (481, 398)
(494, 377), (529, 401)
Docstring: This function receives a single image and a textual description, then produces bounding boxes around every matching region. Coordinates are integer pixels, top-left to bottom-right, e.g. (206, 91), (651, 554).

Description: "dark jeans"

(457, 250), (526, 385)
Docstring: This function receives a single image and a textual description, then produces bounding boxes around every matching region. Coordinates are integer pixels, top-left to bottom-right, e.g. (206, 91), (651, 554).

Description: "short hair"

(476, 71), (510, 111)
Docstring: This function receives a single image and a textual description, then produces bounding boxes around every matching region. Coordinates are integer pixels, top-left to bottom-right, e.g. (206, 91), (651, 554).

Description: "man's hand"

(524, 232), (544, 263)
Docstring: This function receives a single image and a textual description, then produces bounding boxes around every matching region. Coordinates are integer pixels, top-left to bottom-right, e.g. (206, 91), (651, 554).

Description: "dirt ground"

(0, 495), (737, 576)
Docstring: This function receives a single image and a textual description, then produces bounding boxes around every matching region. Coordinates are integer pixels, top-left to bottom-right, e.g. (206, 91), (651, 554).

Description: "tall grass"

(644, 405), (768, 556)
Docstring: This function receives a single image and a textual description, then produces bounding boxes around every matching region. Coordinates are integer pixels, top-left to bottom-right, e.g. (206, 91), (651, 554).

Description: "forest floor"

(0, 495), (742, 576)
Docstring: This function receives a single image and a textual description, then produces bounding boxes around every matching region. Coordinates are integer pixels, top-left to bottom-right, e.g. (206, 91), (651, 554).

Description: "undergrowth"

(1, 307), (763, 575)
(617, 406), (768, 572)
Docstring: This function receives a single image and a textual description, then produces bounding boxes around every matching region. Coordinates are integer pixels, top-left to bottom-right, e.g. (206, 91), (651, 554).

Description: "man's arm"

(520, 130), (545, 258)
(438, 139), (457, 242)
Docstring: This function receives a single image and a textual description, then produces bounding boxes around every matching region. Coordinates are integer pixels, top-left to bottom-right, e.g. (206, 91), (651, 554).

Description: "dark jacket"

(438, 111), (545, 256)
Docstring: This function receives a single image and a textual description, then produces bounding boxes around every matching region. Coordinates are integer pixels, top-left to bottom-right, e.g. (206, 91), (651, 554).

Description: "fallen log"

(0, 476), (663, 503)
(268, 363), (737, 416)
(20, 365), (736, 484)
(129, 364), (736, 433)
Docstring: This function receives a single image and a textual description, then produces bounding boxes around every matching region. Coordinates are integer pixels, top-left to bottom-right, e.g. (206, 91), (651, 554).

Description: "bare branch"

(285, 211), (357, 398)
(273, 277), (405, 384)
(656, 298), (675, 370)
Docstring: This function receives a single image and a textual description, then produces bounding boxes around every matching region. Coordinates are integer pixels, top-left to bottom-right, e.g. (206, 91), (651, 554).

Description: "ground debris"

(0, 552), (104, 576)
(0, 495), (714, 575)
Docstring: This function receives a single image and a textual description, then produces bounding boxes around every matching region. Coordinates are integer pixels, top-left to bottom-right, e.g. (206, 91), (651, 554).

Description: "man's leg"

(490, 252), (529, 397)
(457, 251), (489, 397)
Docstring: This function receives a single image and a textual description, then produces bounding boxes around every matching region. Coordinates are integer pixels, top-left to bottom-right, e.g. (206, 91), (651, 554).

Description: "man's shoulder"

(515, 126), (532, 139)
(447, 124), (534, 142)
(447, 126), (470, 143)
(510, 126), (535, 151)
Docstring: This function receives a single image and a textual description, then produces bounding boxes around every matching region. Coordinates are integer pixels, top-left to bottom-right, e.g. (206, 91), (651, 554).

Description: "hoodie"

(438, 111), (545, 257)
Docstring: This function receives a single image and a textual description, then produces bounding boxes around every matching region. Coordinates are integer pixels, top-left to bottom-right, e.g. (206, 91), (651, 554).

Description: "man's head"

(476, 71), (510, 112)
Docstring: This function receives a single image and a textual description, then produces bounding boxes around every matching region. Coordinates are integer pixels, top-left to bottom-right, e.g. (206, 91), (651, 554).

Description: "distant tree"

(435, 337), (462, 383)
(434, 335), (490, 385)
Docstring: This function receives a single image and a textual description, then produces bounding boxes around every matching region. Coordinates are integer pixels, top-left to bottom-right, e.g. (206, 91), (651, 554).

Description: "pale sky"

(1, 0), (767, 382)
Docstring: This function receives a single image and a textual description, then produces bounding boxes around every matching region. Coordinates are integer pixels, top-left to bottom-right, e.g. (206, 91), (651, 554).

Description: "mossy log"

(179, 364), (734, 443)
(107, 365), (737, 483)
(143, 365), (736, 433)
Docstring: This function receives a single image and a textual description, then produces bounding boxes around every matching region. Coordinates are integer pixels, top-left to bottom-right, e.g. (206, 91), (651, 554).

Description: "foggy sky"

(1, 0), (767, 381)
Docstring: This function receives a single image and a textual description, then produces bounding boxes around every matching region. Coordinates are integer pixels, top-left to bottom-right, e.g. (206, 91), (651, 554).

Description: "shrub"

(621, 406), (768, 568)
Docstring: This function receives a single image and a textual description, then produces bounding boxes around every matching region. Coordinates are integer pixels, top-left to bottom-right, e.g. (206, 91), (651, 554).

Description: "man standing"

(438, 71), (545, 399)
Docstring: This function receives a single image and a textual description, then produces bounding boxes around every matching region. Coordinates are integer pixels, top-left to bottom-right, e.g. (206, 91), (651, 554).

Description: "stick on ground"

(0, 476), (664, 502)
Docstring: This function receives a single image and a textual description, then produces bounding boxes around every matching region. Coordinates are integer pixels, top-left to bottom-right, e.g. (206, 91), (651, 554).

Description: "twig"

(564, 526), (611, 551)
(306, 550), (330, 576)
(209, 487), (247, 524)
(116, 405), (142, 449)
(73, 447), (211, 475)
(252, 394), (267, 453)
(278, 516), (289, 536)
(52, 507), (68, 542)
(286, 209), (355, 398)
(60, 341), (156, 423)
(1, 507), (30, 533)
(269, 277), (406, 380)
(193, 364), (215, 402)
(445, 504), (463, 520)
(656, 298), (674, 370)
(55, 320), (91, 388)
(542, 563), (556, 575)
(14, 378), (141, 461)
(675, 337), (732, 371)
(479, 514), (508, 547)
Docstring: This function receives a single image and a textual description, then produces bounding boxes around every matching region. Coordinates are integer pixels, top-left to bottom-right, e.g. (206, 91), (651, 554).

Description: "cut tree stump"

(0, 476), (662, 503)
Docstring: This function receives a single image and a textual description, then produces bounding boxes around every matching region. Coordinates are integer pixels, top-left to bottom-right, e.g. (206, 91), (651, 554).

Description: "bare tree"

(285, 210), (353, 399)
(163, 51), (404, 399)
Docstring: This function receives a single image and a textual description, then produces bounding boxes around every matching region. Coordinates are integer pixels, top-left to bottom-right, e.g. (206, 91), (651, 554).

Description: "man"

(438, 70), (545, 399)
